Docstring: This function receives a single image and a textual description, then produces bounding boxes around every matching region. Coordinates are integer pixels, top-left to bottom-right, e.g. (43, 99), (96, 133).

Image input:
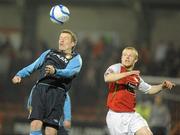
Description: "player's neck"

(61, 49), (72, 54)
(63, 50), (73, 59)
(125, 66), (134, 71)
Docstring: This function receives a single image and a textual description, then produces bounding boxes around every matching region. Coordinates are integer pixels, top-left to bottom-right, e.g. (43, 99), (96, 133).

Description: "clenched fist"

(12, 76), (22, 84)
(45, 65), (55, 76)
(162, 80), (175, 90)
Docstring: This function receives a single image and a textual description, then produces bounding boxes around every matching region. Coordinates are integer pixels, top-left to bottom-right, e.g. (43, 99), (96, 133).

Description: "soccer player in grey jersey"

(12, 29), (82, 135)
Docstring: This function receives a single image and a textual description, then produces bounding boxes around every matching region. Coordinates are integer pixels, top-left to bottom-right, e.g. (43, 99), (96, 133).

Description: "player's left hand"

(45, 65), (55, 75)
(162, 80), (175, 90)
(63, 120), (71, 129)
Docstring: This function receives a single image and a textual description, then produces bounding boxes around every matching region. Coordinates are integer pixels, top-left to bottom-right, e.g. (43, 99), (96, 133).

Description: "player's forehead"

(122, 49), (135, 55)
(122, 48), (138, 57)
(59, 32), (71, 38)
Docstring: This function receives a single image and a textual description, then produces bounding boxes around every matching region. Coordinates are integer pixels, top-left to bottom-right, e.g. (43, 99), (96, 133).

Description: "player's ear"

(134, 58), (138, 63)
(71, 42), (75, 47)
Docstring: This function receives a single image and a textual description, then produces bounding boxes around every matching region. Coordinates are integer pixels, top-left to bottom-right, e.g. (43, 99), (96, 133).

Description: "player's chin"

(59, 47), (66, 51)
(124, 64), (132, 69)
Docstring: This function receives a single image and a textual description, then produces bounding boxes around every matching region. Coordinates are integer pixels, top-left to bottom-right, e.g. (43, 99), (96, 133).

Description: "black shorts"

(27, 83), (66, 128)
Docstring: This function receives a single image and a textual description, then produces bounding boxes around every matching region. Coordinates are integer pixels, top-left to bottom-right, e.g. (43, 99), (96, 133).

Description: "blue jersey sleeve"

(16, 50), (50, 78)
(64, 92), (71, 121)
(55, 54), (82, 77)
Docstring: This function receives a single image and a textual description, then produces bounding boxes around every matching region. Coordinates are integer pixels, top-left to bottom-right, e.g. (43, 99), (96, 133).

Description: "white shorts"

(106, 110), (149, 135)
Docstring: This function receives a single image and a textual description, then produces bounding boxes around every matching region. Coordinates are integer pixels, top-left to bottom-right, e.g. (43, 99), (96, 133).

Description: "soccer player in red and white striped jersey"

(104, 47), (175, 135)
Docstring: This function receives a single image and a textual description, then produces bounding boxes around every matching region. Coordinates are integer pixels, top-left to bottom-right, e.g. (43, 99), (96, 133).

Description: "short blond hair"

(123, 47), (138, 60)
(61, 29), (78, 45)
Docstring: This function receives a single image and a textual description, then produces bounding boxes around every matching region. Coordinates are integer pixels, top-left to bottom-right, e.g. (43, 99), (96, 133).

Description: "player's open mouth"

(60, 43), (64, 46)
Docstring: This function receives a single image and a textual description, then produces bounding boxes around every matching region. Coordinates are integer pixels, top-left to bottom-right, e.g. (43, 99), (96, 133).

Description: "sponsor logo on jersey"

(51, 53), (69, 63)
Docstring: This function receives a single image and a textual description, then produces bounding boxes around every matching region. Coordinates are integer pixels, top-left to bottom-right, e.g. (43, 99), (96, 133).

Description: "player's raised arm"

(148, 80), (175, 94)
(11, 50), (50, 84)
(104, 70), (140, 82)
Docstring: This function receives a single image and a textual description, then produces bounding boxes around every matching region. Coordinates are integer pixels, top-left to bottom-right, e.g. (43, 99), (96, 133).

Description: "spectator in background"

(149, 94), (171, 135)
(154, 40), (167, 64)
(0, 37), (14, 79)
(136, 100), (152, 121)
(169, 122), (180, 135)
(151, 40), (168, 76)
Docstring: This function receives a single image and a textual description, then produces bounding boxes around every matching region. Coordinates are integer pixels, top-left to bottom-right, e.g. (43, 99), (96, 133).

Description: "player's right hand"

(12, 76), (22, 84)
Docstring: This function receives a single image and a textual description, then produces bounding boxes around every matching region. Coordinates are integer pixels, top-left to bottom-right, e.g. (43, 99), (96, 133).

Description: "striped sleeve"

(138, 77), (152, 94)
(104, 63), (122, 76)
